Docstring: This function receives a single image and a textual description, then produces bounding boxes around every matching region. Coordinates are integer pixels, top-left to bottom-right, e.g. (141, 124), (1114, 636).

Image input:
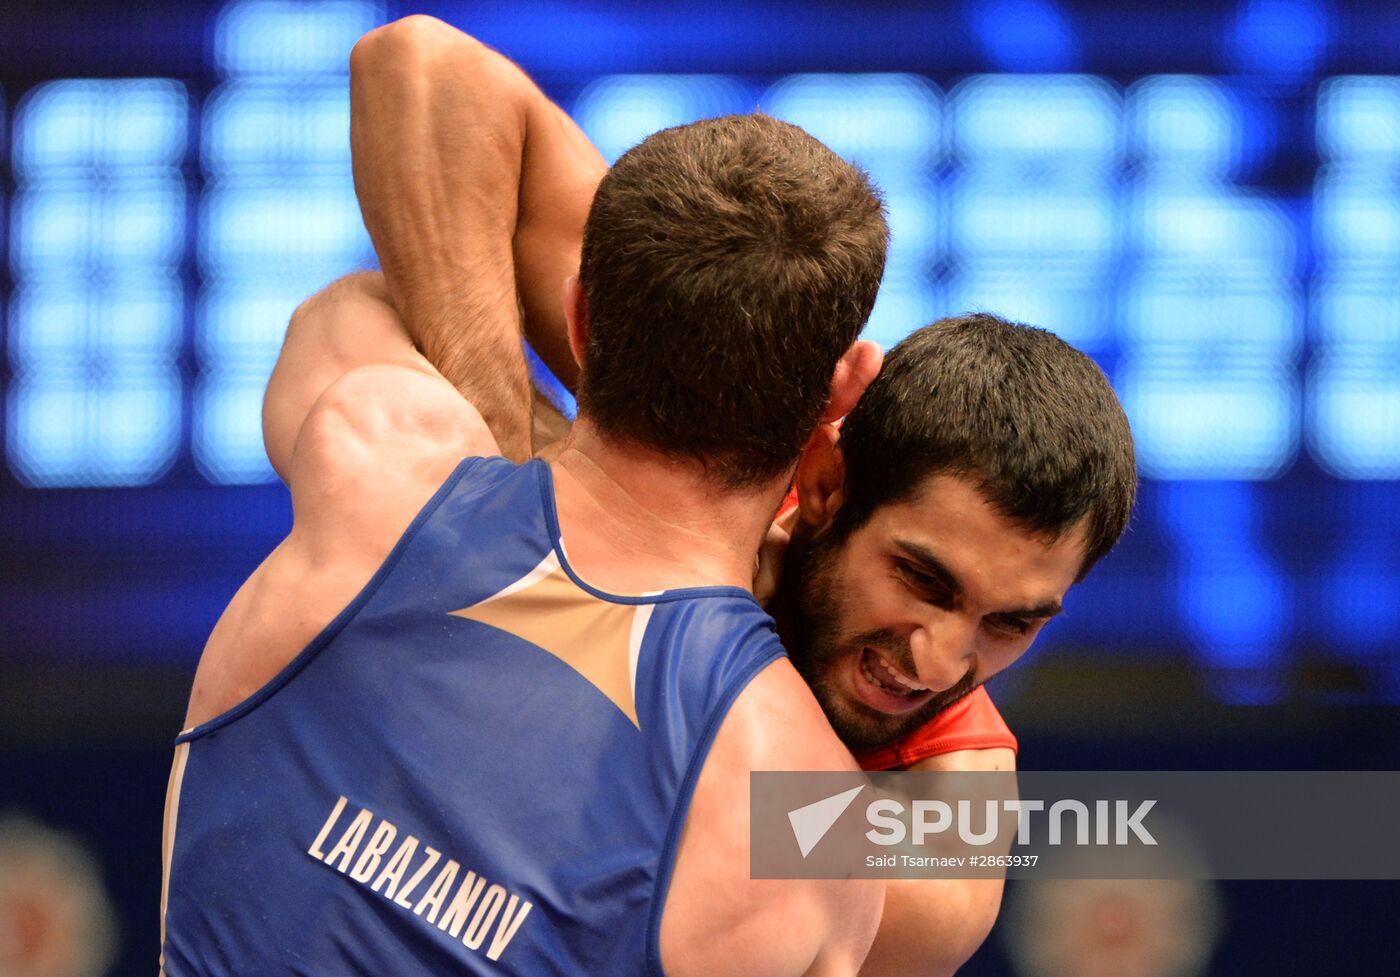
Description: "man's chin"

(821, 696), (941, 754)
(821, 679), (979, 754)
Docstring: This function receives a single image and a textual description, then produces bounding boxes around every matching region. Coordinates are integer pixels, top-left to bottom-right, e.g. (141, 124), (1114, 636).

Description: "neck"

(768, 511), (813, 645)
(548, 420), (786, 593)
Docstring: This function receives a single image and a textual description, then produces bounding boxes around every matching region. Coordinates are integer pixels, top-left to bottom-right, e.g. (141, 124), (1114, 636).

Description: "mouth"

(851, 646), (936, 715)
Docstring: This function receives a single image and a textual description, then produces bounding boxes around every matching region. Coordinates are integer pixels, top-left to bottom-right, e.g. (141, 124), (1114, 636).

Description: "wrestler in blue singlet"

(159, 456), (784, 976)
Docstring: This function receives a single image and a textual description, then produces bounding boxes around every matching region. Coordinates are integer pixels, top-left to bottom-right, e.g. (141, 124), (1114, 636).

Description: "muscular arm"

(663, 660), (884, 976)
(349, 16), (528, 458)
(349, 16), (606, 459)
(858, 747), (1016, 977)
(189, 22), (540, 730)
(262, 271), (433, 481)
(191, 278), (499, 729)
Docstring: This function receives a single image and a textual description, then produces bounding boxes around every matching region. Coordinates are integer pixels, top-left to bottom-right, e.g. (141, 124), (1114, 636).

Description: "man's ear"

(822, 339), (882, 423)
(562, 275), (589, 367)
(794, 423), (847, 528)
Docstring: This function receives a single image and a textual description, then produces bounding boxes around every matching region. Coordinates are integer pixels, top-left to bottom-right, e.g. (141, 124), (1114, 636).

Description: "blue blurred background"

(0, 1), (1396, 974)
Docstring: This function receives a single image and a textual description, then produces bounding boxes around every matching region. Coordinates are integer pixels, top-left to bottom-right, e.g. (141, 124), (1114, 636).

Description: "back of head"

(836, 313), (1137, 578)
(577, 113), (888, 487)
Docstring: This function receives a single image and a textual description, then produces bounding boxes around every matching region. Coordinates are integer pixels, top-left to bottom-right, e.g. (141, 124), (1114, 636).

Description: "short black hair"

(578, 113), (888, 487)
(834, 313), (1136, 578)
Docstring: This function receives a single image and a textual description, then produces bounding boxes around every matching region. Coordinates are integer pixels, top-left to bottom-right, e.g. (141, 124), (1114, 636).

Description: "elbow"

(350, 15), (487, 78)
(291, 272), (389, 329)
(861, 879), (1004, 977)
(283, 274), (370, 348)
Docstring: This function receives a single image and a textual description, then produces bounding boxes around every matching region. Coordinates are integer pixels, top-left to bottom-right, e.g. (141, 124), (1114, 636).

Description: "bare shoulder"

(288, 363), (497, 551)
(660, 658), (883, 977)
(184, 364), (499, 730)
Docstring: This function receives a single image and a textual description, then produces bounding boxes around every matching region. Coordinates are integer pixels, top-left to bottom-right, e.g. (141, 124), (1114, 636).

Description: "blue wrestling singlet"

(159, 457), (785, 977)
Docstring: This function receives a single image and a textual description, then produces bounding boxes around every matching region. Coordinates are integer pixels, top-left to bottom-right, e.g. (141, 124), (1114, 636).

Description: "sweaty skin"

(342, 17), (1060, 977)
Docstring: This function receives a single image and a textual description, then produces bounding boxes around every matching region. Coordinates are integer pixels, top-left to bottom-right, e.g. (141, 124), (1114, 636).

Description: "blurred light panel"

(202, 84), (351, 173)
(1229, 0), (1329, 80)
(1120, 365), (1299, 479)
(573, 75), (750, 164)
(1160, 481), (1289, 702)
(12, 183), (185, 275)
(1131, 181), (1295, 270)
(11, 284), (183, 367)
(863, 277), (942, 351)
(951, 75), (1117, 163)
(12, 79), (187, 174)
(762, 74), (942, 180)
(950, 174), (1116, 262)
(196, 0), (379, 484)
(969, 0), (1078, 73)
(1123, 106), (1301, 481)
(945, 271), (1109, 351)
(946, 74), (1118, 362)
(198, 286), (315, 360)
(1129, 76), (1242, 174)
(875, 177), (940, 269)
(1309, 362), (1400, 478)
(199, 185), (366, 278)
(214, 0), (381, 77)
(1310, 79), (1400, 479)
(1124, 274), (1301, 354)
(194, 379), (274, 483)
(1314, 176), (1400, 265)
(1314, 279), (1400, 349)
(8, 376), (182, 487)
(1317, 77), (1400, 163)
(7, 79), (187, 487)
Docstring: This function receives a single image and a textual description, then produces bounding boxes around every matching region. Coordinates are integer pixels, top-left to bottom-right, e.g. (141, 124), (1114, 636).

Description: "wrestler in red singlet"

(777, 487), (1018, 772)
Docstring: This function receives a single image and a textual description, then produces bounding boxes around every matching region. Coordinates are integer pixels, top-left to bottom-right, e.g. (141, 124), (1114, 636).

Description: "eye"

(897, 561), (943, 593)
(897, 561), (935, 587)
(987, 615), (1033, 637)
(896, 561), (959, 609)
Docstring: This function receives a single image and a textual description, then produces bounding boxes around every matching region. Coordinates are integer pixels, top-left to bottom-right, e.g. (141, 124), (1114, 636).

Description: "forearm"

(856, 747), (1015, 975)
(349, 16), (534, 459)
(512, 98), (608, 391)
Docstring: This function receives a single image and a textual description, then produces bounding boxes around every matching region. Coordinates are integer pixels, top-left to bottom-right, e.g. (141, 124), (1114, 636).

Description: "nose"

(909, 621), (975, 693)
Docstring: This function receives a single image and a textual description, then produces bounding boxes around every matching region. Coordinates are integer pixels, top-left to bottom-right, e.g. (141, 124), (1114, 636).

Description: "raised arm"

(191, 272), (500, 729)
(348, 16), (528, 458)
(187, 20), (543, 729)
(348, 15), (606, 456)
(349, 16), (605, 460)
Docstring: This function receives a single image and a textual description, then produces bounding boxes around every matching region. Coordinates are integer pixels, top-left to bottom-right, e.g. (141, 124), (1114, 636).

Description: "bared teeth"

(861, 653), (915, 696)
(874, 650), (929, 693)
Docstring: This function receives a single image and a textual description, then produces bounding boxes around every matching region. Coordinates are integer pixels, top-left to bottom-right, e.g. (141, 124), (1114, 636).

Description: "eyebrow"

(893, 538), (1064, 620)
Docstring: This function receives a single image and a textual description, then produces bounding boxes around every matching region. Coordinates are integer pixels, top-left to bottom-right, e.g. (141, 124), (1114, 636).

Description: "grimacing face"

(784, 473), (1090, 752)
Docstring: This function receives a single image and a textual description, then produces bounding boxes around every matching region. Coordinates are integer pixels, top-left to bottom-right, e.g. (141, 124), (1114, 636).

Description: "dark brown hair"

(577, 113), (888, 487)
(834, 313), (1137, 578)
